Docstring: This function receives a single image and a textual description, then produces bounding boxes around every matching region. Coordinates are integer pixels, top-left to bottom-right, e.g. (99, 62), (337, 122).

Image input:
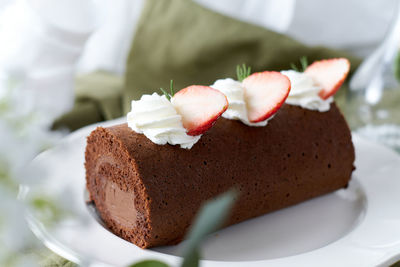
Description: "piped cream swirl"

(211, 78), (271, 126)
(281, 70), (333, 112)
(127, 93), (200, 149)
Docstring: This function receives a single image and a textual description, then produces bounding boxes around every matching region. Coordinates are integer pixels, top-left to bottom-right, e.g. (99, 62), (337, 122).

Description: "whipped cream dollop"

(211, 78), (271, 126)
(280, 70), (333, 112)
(127, 93), (200, 149)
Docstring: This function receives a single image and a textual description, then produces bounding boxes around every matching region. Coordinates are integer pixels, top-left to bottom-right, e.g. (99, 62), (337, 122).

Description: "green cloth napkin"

(123, 0), (360, 114)
(55, 0), (361, 131)
(53, 71), (123, 131)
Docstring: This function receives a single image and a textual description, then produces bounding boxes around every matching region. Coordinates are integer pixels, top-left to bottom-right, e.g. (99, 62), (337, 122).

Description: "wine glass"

(348, 1), (400, 152)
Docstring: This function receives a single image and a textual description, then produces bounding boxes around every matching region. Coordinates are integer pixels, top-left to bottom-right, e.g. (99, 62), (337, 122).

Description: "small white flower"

(0, 70), (67, 265)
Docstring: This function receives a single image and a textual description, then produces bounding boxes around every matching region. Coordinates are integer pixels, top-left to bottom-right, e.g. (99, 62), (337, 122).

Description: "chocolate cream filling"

(95, 155), (137, 228)
(103, 180), (137, 228)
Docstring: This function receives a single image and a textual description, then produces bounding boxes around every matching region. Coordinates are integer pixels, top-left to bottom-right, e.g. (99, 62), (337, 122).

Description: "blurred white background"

(76, 0), (397, 74)
(0, 0), (397, 76)
(0, 0), (396, 117)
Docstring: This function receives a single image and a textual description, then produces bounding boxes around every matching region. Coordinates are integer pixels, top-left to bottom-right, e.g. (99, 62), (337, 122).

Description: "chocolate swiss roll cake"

(85, 102), (355, 249)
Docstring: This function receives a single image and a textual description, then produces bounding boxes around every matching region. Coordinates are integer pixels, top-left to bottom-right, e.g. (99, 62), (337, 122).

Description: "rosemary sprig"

(170, 79), (174, 97)
(290, 56), (309, 72)
(160, 79), (175, 101)
(300, 56), (308, 71)
(236, 64), (251, 82)
(290, 63), (299, 72)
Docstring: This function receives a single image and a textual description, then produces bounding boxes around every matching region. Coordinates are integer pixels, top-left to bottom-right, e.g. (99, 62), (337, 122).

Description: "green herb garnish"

(290, 56), (309, 72)
(160, 79), (175, 100)
(236, 64), (251, 82)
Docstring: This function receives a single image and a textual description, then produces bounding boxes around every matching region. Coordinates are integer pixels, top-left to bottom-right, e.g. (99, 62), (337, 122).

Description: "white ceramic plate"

(21, 118), (400, 267)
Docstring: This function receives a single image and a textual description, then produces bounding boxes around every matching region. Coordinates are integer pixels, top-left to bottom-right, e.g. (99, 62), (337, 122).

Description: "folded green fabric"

(53, 71), (123, 131)
(124, 0), (361, 114)
(55, 0), (361, 132)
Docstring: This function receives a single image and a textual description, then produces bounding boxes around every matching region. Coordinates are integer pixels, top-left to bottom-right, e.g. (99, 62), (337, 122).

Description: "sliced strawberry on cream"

(242, 71), (291, 123)
(171, 85), (228, 136)
(305, 58), (350, 100)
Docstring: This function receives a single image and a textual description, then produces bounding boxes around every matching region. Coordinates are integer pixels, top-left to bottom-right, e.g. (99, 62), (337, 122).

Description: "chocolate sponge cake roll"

(85, 103), (355, 249)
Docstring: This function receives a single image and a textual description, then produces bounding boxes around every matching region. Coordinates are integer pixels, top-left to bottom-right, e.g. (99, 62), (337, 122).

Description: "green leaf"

(170, 79), (175, 97)
(394, 50), (400, 83)
(30, 195), (66, 225)
(181, 249), (200, 267)
(129, 260), (170, 267)
(181, 190), (237, 267)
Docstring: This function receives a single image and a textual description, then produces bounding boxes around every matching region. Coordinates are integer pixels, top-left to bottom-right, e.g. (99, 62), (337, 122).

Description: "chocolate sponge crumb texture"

(85, 103), (355, 248)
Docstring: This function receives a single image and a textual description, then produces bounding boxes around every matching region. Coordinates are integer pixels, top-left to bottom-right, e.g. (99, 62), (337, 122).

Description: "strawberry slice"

(171, 85), (228, 136)
(242, 71), (291, 123)
(305, 58), (350, 100)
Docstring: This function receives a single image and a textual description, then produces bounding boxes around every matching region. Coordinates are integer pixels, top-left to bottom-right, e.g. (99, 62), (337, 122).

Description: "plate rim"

(22, 118), (400, 267)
